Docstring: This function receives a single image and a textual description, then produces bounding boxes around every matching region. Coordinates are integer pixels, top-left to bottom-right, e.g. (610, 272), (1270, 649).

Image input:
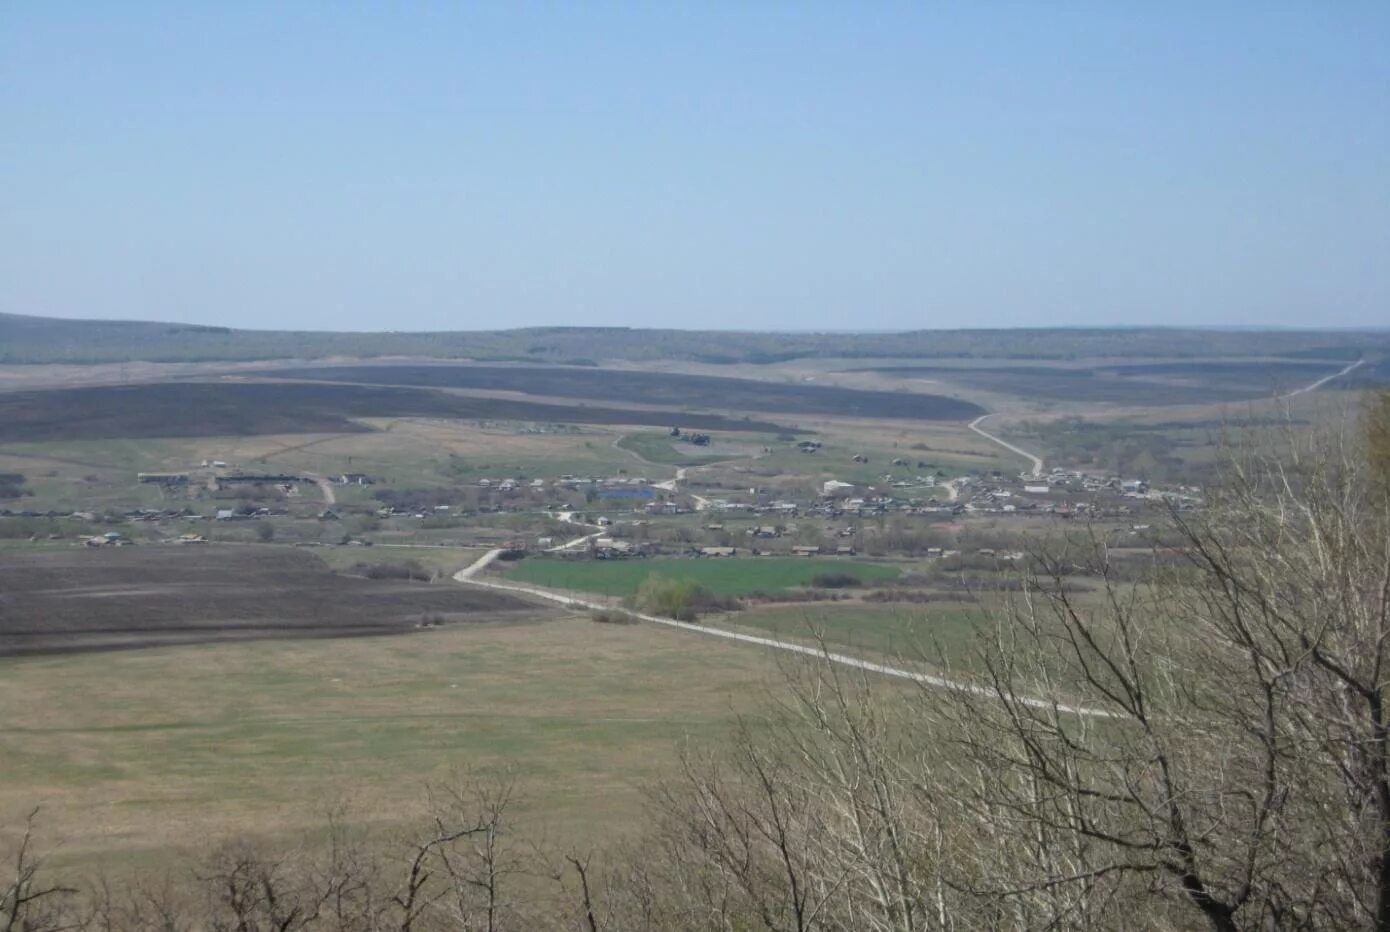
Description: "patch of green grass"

(505, 556), (900, 596)
(708, 601), (991, 668)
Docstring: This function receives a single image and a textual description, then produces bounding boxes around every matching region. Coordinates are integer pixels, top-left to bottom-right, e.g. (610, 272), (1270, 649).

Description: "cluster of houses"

(951, 469), (1200, 517)
(1019, 467), (1202, 505)
(83, 531), (132, 547)
(684, 467), (1196, 524)
(693, 544), (860, 558)
(698, 494), (957, 521)
(477, 477), (548, 492)
(214, 506), (290, 521)
(589, 536), (655, 558)
(1, 506), (201, 523)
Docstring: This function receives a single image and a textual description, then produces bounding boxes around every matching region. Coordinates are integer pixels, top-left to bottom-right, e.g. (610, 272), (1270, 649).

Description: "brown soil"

(0, 545), (544, 656)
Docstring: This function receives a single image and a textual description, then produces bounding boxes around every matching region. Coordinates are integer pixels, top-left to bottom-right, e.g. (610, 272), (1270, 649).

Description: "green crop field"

(504, 555), (900, 596)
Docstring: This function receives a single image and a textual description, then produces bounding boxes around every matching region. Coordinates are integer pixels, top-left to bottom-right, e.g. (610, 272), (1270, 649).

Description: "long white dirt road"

(1283, 358), (1365, 398)
(445, 362), (1371, 714)
(450, 549), (1110, 718)
(963, 357), (1365, 480)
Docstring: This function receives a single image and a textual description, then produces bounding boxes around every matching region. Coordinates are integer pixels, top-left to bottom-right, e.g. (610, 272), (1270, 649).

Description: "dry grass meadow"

(0, 611), (806, 873)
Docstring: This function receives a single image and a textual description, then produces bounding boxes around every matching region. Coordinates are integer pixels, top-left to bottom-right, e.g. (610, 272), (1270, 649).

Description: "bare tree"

(635, 657), (961, 932)
(1, 809), (80, 932)
(940, 410), (1390, 930)
(380, 771), (531, 932)
(198, 841), (335, 932)
(429, 773), (524, 932)
(312, 808), (386, 932)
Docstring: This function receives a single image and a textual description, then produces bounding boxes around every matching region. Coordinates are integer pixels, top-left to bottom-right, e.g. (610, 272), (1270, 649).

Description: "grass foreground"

(0, 613), (800, 872)
(708, 600), (992, 667)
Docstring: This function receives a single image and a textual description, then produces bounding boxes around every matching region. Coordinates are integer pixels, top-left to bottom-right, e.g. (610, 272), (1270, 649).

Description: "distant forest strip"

(2, 312), (1387, 365)
(270, 364), (986, 421)
(0, 381), (789, 443)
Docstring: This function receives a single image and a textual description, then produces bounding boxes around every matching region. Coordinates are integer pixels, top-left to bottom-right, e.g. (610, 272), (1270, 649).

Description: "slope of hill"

(2, 312), (1387, 366)
(271, 364), (985, 421)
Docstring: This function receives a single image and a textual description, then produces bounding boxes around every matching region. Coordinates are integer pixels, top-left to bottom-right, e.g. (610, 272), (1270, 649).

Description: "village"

(0, 439), (1196, 564)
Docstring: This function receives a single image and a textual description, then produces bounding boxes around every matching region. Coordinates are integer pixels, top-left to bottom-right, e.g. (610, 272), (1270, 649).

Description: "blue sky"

(2, 3), (1386, 332)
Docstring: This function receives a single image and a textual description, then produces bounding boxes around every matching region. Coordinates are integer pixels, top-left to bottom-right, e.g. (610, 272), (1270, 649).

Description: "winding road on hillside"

(967, 414), (1045, 478)
(550, 511), (605, 551)
(616, 434), (753, 511)
(450, 548), (1110, 718)
(306, 474), (337, 505)
(962, 357), (1367, 480)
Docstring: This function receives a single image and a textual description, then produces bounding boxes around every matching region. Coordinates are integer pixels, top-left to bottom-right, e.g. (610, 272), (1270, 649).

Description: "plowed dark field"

(0, 380), (786, 442)
(0, 546), (542, 655)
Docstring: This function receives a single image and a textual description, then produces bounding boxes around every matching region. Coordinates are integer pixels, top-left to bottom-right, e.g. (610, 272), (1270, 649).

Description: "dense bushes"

(590, 608), (638, 624)
(741, 588), (848, 604)
(630, 574), (701, 620)
(629, 574), (741, 620)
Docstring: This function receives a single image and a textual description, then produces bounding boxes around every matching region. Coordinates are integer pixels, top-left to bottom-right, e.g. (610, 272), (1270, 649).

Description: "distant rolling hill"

(2, 311), (1388, 366)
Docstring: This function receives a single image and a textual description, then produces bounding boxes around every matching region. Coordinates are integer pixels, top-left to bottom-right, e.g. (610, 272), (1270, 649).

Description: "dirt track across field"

(452, 551), (1111, 718)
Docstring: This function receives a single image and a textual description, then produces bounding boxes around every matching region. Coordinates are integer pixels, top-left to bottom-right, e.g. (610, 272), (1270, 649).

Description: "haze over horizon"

(3, 4), (1387, 333)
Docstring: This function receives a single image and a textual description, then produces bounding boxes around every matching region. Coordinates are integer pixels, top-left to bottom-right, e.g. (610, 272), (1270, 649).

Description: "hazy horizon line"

(5, 310), (1387, 337)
